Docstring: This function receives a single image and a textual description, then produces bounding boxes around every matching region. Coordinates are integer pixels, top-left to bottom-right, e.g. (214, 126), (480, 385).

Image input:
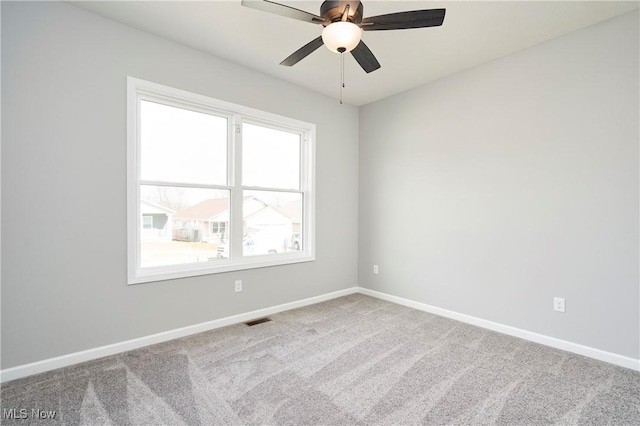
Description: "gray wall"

(359, 11), (639, 359)
(1, 2), (359, 368)
(3, 1), (638, 370)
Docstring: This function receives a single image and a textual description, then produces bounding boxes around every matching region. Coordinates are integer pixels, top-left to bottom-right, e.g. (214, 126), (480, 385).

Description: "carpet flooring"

(1, 294), (639, 425)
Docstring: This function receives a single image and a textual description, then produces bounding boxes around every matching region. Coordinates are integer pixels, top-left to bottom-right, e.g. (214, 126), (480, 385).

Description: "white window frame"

(127, 77), (315, 285)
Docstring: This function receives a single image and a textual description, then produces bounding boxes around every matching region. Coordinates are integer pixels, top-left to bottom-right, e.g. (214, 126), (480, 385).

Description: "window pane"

(140, 100), (227, 185)
(140, 185), (230, 267)
(243, 190), (302, 256)
(242, 123), (300, 189)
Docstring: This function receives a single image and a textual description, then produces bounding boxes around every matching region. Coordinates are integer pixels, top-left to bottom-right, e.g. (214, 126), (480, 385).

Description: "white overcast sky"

(141, 101), (300, 193)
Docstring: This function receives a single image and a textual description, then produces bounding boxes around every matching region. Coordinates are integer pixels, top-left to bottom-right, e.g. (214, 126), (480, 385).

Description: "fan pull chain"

(340, 52), (344, 104)
(339, 47), (346, 105)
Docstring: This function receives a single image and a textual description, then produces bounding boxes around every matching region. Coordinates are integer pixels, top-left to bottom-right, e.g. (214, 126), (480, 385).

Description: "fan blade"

(280, 36), (324, 66)
(351, 40), (380, 73)
(241, 0), (324, 24)
(361, 8), (445, 31)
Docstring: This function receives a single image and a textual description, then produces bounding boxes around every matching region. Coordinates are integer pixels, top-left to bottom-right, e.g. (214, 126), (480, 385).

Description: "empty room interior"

(1, 0), (639, 424)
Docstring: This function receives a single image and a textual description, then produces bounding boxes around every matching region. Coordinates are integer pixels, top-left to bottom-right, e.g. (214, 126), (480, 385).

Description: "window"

(142, 216), (153, 229)
(127, 77), (315, 284)
(210, 222), (227, 235)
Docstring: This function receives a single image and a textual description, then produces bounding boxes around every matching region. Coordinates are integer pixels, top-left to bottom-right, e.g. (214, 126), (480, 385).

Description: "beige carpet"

(1, 294), (639, 425)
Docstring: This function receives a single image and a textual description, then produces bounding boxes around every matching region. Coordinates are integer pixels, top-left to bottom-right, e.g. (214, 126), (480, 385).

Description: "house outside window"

(127, 77), (315, 284)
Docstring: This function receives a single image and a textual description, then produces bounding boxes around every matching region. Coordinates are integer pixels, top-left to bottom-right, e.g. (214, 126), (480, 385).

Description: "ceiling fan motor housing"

(320, 1), (363, 24)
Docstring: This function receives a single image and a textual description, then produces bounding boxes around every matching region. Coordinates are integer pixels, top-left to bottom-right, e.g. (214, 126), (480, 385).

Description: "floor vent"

(245, 317), (272, 327)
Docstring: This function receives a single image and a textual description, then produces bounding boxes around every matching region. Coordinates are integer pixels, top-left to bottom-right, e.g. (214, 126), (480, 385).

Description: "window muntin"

(128, 77), (315, 284)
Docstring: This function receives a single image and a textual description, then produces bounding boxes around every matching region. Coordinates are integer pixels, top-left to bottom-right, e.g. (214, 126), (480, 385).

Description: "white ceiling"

(70, 1), (639, 106)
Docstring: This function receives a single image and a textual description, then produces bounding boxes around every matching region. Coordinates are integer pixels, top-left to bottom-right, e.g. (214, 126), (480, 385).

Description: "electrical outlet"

(235, 280), (242, 293)
(373, 265), (379, 275)
(554, 297), (565, 313)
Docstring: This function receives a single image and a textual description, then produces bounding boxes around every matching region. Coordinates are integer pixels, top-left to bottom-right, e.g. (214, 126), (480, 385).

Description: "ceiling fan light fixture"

(321, 22), (362, 53)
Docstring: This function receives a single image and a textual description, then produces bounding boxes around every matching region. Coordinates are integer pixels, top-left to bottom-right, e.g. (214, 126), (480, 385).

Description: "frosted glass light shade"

(322, 22), (362, 53)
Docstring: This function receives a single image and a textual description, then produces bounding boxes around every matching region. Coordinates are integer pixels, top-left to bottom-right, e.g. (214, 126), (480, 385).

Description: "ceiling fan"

(241, 0), (446, 73)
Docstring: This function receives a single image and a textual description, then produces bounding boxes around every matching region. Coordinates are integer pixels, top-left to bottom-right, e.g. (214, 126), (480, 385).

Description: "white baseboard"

(357, 287), (640, 372)
(0, 287), (358, 383)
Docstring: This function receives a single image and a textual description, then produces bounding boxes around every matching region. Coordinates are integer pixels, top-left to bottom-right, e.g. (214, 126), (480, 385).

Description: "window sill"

(128, 253), (315, 285)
